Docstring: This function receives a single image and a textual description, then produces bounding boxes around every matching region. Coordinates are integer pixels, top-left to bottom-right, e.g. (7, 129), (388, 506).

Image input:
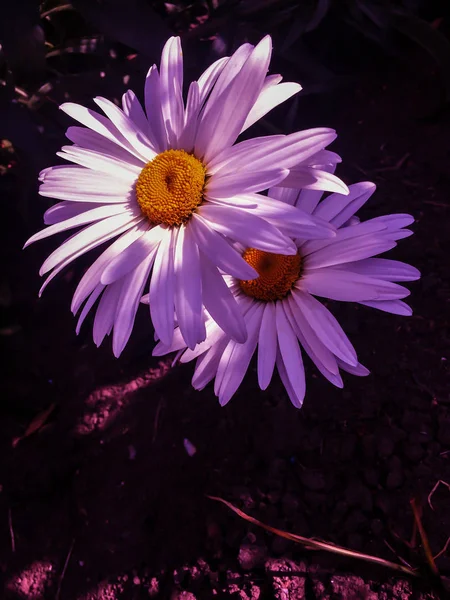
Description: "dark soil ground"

(1, 27), (450, 600)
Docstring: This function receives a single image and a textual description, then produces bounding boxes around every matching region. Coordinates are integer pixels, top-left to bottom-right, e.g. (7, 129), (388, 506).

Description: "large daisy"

(153, 177), (420, 407)
(25, 35), (347, 356)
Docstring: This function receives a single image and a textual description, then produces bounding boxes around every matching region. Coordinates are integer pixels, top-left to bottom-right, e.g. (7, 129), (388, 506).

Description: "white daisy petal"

(279, 167), (349, 195)
(174, 225), (205, 349)
(199, 44), (253, 121)
(286, 293), (339, 375)
(206, 134), (285, 175)
(25, 204), (129, 247)
(93, 97), (156, 161)
(198, 205), (297, 255)
(57, 146), (141, 181)
(200, 256), (247, 343)
(189, 214), (257, 280)
(338, 258), (420, 281)
(197, 57), (229, 103)
(215, 303), (263, 405)
(257, 302), (277, 390)
(144, 65), (168, 152)
(301, 219), (389, 257)
(285, 299), (344, 388)
(39, 212), (142, 276)
(241, 81), (301, 132)
(292, 165), (337, 213)
(206, 168), (289, 197)
(160, 36), (184, 141)
(313, 182), (376, 227)
(369, 213), (415, 230)
(276, 302), (306, 405)
(72, 224), (147, 314)
(211, 193), (336, 239)
(39, 186), (133, 205)
(305, 235), (397, 270)
(360, 299), (413, 316)
(149, 227), (176, 346)
(301, 268), (410, 302)
(291, 290), (358, 366)
(76, 283), (104, 334)
(380, 229), (413, 241)
(214, 128), (337, 175)
(337, 360), (370, 377)
(66, 126), (145, 167)
(93, 280), (123, 346)
(308, 150), (342, 166)
(276, 348), (304, 409)
(192, 338), (228, 391)
(60, 102), (148, 160)
(267, 187), (300, 206)
(178, 81), (200, 152)
(40, 164), (136, 194)
(37, 257), (74, 297)
(122, 90), (150, 136)
(181, 318), (226, 361)
(44, 201), (98, 225)
(101, 225), (165, 284)
(153, 321), (189, 356)
(196, 37), (272, 162)
(112, 253), (155, 357)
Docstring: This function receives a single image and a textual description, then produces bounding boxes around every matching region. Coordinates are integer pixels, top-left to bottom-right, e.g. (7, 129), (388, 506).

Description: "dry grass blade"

(434, 537), (450, 561)
(55, 538), (75, 600)
(428, 480), (450, 511)
(8, 508), (15, 553)
(410, 498), (439, 576)
(208, 496), (417, 577)
(12, 403), (56, 448)
(41, 4), (74, 19)
(383, 539), (414, 568)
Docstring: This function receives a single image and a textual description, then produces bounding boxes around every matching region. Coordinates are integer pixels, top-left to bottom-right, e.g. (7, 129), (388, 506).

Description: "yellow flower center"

(239, 248), (302, 302)
(135, 149), (206, 227)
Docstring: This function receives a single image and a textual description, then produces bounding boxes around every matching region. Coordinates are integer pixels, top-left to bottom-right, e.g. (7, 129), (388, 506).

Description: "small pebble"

(386, 470), (403, 489)
(300, 470), (325, 491)
(238, 543), (268, 570)
(183, 438), (197, 457)
(438, 419), (450, 446)
(128, 445), (136, 460)
(377, 436), (394, 458)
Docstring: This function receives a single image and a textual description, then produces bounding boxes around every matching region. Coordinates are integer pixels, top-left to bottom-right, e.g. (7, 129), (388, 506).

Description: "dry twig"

(383, 539), (413, 568)
(55, 538), (75, 600)
(209, 495), (417, 577)
(152, 398), (164, 444)
(41, 4), (74, 19)
(434, 537), (450, 561)
(428, 480), (450, 511)
(410, 498), (439, 576)
(8, 508), (15, 553)
(12, 403), (56, 447)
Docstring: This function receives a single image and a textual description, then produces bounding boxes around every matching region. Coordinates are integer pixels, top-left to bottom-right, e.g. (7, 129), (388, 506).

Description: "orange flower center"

(135, 149), (206, 226)
(239, 248), (302, 301)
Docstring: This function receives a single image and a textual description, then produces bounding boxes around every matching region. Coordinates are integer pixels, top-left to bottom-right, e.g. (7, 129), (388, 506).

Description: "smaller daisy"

(152, 178), (420, 407)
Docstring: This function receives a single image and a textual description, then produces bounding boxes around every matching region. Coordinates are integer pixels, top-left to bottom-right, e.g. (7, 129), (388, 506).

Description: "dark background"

(0, 1), (449, 598)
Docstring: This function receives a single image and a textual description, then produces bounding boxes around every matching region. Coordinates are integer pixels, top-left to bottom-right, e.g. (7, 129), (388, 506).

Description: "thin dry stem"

(209, 495), (417, 577)
(8, 508), (15, 553)
(410, 498), (439, 576)
(428, 480), (450, 511)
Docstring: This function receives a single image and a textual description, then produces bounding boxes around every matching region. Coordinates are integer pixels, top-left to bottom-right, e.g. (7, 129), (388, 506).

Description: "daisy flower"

(25, 36), (347, 356)
(153, 178), (420, 407)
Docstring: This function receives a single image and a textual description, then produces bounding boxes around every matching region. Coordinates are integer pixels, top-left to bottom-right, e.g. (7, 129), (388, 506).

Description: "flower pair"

(26, 36), (419, 407)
